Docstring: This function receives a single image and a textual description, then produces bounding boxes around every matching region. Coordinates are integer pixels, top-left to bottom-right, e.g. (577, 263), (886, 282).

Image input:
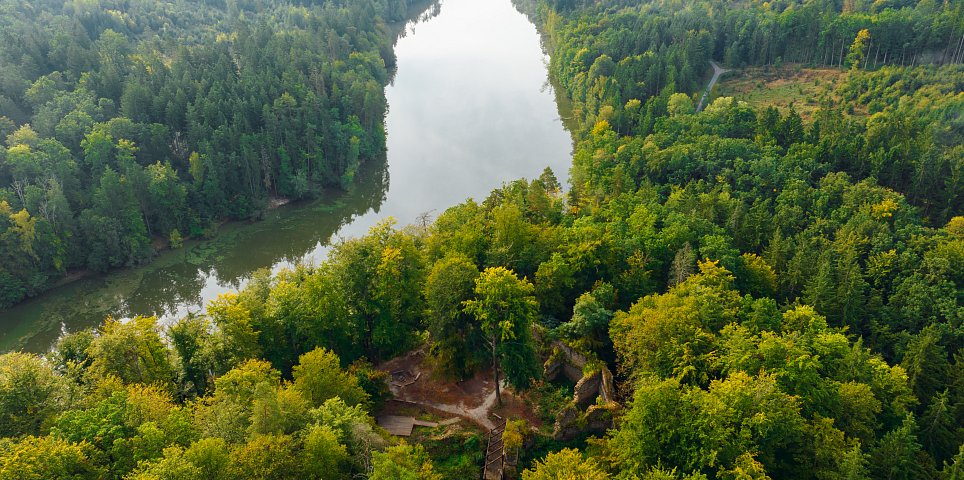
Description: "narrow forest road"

(696, 60), (731, 112)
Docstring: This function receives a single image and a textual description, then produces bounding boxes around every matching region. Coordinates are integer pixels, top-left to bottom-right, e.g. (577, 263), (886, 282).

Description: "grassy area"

(411, 426), (484, 479)
(714, 64), (850, 120)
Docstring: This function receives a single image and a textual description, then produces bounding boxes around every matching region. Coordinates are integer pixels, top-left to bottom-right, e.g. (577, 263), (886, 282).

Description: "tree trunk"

(956, 34), (964, 63)
(942, 32), (954, 64)
(143, 212), (152, 236)
(492, 337), (502, 406)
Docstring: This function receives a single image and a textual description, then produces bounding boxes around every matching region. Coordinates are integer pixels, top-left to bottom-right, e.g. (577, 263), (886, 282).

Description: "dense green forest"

(0, 0), (419, 307)
(0, 0), (962, 478)
(545, 0), (962, 223)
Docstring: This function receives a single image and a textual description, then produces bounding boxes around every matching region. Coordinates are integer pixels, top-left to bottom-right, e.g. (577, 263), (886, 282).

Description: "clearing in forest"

(714, 65), (850, 119)
(376, 348), (541, 431)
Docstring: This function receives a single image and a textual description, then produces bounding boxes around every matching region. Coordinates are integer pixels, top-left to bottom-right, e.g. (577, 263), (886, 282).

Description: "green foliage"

(0, 435), (101, 479)
(424, 254), (482, 378)
(88, 317), (176, 392)
(868, 415), (930, 480)
(611, 261), (739, 384)
(15, 343), (374, 479)
(0, 0), (960, 478)
(556, 283), (615, 353)
(503, 419), (527, 452)
(348, 360), (391, 411)
(319, 219), (426, 362)
(847, 30), (872, 70)
(0, 0), (427, 306)
(193, 359), (282, 443)
(370, 442), (442, 480)
(668, 93), (695, 117)
(610, 373), (802, 477)
(530, 381), (575, 426)
(464, 266), (541, 392)
(168, 229), (183, 249)
(0, 352), (67, 437)
(302, 424), (349, 480)
(227, 433), (302, 480)
(50, 384), (191, 477)
(526, 8), (963, 474)
(291, 347), (368, 408)
(415, 431), (483, 479)
(522, 448), (608, 480)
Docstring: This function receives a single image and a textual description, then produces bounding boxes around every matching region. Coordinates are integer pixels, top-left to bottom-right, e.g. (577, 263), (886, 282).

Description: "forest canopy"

(0, 0), (419, 307)
(0, 0), (961, 478)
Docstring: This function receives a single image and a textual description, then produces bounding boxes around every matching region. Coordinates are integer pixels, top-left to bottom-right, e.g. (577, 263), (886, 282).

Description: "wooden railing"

(482, 417), (507, 480)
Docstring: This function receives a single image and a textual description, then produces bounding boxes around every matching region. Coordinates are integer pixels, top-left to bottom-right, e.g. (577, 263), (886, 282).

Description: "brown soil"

(151, 236), (169, 250)
(379, 349), (488, 407)
(492, 389), (543, 430)
(377, 348), (543, 431)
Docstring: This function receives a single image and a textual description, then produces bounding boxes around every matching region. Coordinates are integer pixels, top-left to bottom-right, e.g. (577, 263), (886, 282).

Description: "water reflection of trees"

(124, 262), (208, 320)
(208, 153), (390, 287)
(115, 151), (392, 323)
(13, 103), (394, 349)
(388, 0), (442, 84)
(394, 0), (443, 41)
(4, 0), (437, 353)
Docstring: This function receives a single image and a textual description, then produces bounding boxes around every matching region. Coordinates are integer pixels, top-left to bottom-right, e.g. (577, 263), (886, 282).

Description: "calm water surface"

(0, 0), (573, 352)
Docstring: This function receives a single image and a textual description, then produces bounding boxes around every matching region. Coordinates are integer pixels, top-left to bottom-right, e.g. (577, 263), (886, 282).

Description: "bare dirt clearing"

(376, 348), (541, 431)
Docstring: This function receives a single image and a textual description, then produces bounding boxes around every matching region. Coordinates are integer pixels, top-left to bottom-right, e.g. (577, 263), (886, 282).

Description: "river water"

(0, 0), (573, 353)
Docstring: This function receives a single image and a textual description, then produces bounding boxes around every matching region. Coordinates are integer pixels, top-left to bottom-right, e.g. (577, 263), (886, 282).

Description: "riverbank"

(2, 193), (300, 317)
(0, 173), (386, 353)
(0, 0), (574, 354)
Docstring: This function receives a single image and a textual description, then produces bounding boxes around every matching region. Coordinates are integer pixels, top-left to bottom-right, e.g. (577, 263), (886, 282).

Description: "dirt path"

(696, 60), (731, 112)
(378, 350), (536, 431)
(418, 386), (500, 430)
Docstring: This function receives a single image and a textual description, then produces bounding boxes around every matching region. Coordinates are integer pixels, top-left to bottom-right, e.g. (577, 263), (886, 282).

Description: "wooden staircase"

(482, 417), (507, 480)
